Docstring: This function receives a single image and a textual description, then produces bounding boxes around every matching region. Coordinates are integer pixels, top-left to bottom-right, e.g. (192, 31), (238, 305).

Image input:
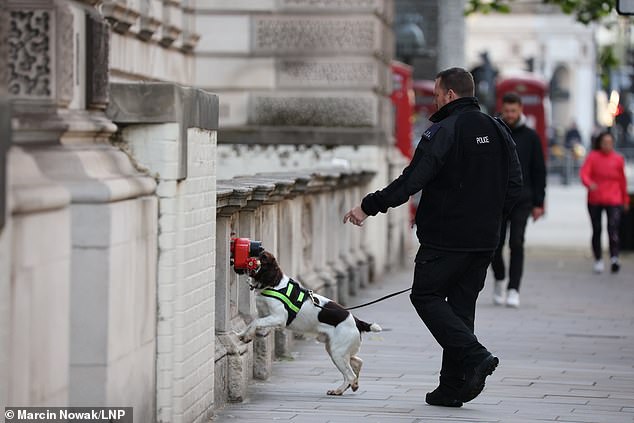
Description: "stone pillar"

(233, 180), (275, 380)
(249, 177), (293, 359)
(0, 14), (9, 400)
(312, 175), (337, 299)
(212, 186), (236, 409)
(2, 0), (73, 407)
(107, 83), (218, 422)
(337, 171), (361, 298)
(356, 171), (378, 284)
(274, 173), (308, 357)
(215, 187), (250, 405)
(313, 170), (350, 304)
(5, 0), (157, 413)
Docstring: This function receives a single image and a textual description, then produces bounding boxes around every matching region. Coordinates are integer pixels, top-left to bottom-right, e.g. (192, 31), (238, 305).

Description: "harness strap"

(261, 279), (309, 325)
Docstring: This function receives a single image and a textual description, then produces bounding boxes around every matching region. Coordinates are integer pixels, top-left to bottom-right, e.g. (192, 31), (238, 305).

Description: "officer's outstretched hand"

(343, 206), (368, 227)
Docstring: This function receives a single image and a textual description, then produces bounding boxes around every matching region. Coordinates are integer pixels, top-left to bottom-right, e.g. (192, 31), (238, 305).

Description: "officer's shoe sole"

(459, 354), (499, 403)
(425, 387), (463, 408)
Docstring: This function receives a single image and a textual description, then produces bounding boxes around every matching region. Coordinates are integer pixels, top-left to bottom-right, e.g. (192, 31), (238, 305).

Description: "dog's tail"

(354, 317), (382, 333)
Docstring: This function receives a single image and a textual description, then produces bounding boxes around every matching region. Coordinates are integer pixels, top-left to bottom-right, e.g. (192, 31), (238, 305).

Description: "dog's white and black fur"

(236, 251), (381, 396)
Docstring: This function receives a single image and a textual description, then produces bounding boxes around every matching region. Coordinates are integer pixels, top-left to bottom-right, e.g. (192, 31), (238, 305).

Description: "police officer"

(344, 67), (523, 407)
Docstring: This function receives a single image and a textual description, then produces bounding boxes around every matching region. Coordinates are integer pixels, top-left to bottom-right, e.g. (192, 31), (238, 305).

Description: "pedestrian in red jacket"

(580, 131), (630, 273)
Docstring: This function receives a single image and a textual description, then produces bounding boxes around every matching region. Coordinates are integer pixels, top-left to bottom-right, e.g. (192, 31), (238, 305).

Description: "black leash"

(344, 287), (412, 311)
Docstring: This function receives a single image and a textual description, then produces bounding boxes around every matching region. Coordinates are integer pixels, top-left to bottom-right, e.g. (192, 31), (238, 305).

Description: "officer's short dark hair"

(436, 68), (475, 98)
(502, 92), (522, 105)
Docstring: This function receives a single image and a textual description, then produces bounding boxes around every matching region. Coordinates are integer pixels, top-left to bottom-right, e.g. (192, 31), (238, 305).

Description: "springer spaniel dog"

(236, 251), (381, 396)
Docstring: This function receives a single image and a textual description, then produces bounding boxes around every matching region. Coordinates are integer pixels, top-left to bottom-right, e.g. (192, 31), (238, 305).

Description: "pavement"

(212, 182), (634, 423)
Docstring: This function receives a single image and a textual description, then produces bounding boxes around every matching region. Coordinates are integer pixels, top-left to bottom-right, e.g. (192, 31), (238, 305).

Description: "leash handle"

(344, 287), (412, 311)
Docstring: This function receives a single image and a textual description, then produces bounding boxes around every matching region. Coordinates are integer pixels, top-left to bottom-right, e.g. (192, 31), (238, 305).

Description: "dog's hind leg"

(325, 339), (356, 396)
(350, 356), (363, 392)
(326, 352), (356, 396)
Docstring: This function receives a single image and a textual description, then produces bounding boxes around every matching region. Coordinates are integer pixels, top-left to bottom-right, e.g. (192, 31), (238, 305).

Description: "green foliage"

(465, 0), (616, 24)
(465, 0), (512, 15)
(598, 44), (619, 89)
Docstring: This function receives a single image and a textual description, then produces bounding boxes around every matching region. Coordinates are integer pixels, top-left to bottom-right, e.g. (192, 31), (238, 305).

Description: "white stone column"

(5, 0), (158, 414)
(4, 147), (72, 406)
(0, 3), (10, 401)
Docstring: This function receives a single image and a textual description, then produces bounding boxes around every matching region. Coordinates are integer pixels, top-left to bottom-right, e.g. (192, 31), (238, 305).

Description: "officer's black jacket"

(361, 97), (523, 252)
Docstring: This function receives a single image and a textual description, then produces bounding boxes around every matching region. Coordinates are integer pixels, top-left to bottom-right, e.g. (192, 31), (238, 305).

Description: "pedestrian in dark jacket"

(491, 92), (547, 308)
(344, 68), (523, 407)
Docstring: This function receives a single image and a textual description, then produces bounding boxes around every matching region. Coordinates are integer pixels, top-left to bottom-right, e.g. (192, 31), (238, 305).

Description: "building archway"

(550, 64), (572, 140)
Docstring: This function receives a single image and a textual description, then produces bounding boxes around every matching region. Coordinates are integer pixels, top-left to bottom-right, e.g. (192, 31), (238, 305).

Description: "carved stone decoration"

(302, 199), (313, 274)
(74, 0), (103, 5)
(180, 31), (200, 53)
(277, 60), (377, 88)
(138, 15), (160, 41)
(7, 1), (74, 108)
(55, 2), (74, 107)
(101, 0), (140, 34)
(160, 24), (182, 47)
(254, 17), (377, 54)
(8, 10), (52, 98)
(0, 2), (9, 91)
(86, 13), (110, 109)
(251, 96), (376, 127)
(280, 0), (376, 9)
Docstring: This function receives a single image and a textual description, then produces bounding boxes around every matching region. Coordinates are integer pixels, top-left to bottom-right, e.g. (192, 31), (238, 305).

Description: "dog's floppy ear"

(259, 251), (276, 266)
(252, 251), (283, 286)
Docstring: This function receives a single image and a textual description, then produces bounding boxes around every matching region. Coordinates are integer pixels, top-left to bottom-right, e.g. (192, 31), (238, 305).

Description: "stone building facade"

(0, 1), (410, 422)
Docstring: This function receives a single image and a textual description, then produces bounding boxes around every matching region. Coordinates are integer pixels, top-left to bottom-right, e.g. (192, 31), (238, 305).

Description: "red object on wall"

(391, 61), (415, 160)
(496, 75), (549, 161)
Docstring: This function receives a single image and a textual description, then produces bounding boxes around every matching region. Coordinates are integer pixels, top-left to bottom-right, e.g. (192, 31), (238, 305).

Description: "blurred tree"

(465, 0), (616, 24)
(598, 45), (619, 90)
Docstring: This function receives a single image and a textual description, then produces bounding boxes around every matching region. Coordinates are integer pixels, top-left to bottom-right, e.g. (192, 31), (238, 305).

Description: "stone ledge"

(218, 126), (388, 146)
(108, 82), (219, 180)
(107, 83), (219, 131)
(216, 167), (376, 215)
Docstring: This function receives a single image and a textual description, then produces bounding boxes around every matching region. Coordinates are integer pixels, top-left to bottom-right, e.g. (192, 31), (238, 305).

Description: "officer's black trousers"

(410, 247), (493, 396)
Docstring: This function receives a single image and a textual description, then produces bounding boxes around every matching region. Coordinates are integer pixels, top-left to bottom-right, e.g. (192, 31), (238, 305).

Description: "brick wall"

(120, 123), (217, 423)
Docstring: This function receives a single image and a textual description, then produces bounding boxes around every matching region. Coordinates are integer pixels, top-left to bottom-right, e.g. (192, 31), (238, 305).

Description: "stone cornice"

(216, 168), (376, 216)
(218, 126), (388, 147)
(107, 82), (219, 180)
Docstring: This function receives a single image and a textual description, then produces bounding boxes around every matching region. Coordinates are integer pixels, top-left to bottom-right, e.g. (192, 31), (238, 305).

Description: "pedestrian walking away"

(343, 67), (523, 408)
(580, 131), (630, 274)
(491, 92), (546, 308)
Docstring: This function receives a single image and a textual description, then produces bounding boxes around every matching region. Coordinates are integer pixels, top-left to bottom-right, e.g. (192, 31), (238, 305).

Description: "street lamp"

(395, 14), (426, 65)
